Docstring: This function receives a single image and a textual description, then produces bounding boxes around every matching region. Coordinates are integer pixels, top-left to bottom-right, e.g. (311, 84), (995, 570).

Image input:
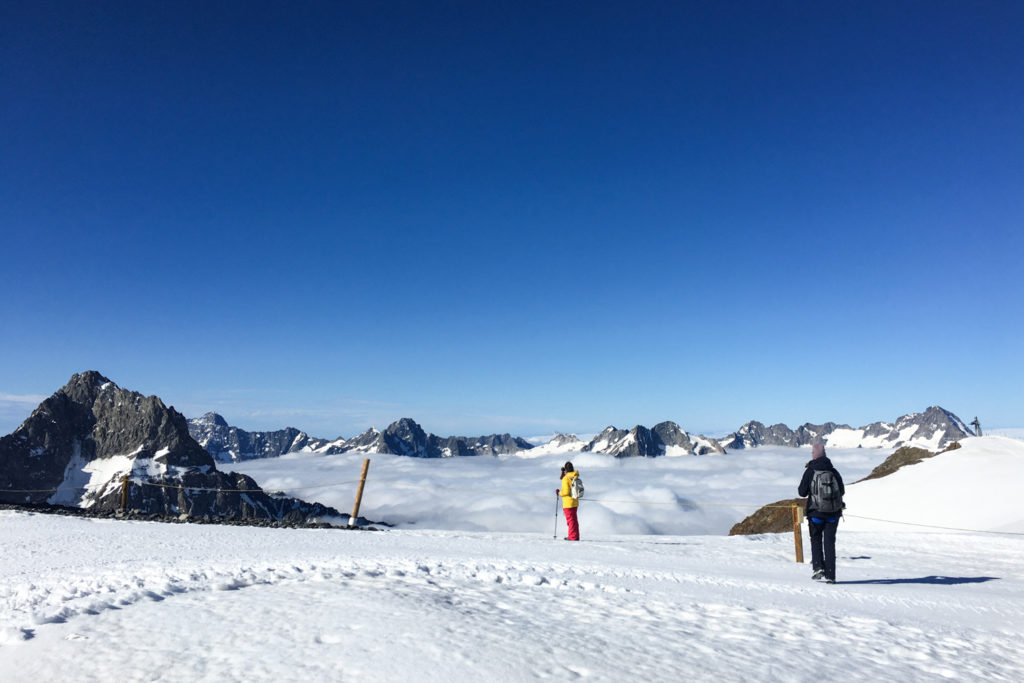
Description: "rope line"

(842, 513), (1024, 537)
(131, 479), (361, 494)
(4, 480), (1022, 536)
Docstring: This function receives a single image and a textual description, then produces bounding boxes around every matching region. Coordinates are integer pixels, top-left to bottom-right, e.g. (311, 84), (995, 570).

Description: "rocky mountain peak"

(54, 370), (115, 407)
(1, 372), (339, 523)
(196, 412), (230, 428)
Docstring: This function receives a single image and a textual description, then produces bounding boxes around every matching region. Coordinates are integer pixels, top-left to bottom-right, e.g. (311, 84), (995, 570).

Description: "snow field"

(2, 511), (1023, 682)
(3, 437), (1023, 681)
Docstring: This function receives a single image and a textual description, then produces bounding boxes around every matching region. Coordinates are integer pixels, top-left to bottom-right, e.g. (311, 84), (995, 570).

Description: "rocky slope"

(340, 418), (534, 457)
(190, 414), (535, 460)
(188, 412), (345, 462)
(581, 422), (726, 457)
(0, 372), (340, 523)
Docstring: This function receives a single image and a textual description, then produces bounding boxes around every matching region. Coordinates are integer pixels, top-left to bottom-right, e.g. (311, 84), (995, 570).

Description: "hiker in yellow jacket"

(556, 461), (580, 541)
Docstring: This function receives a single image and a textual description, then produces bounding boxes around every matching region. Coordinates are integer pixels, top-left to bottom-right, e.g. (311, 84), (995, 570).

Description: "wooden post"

(120, 475), (129, 512)
(792, 505), (804, 563)
(348, 459), (371, 527)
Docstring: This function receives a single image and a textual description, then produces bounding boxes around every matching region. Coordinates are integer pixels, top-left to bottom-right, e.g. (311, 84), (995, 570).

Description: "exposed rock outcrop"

(0, 372), (341, 523)
(582, 421), (724, 457)
(187, 412), (345, 463)
(728, 498), (804, 536)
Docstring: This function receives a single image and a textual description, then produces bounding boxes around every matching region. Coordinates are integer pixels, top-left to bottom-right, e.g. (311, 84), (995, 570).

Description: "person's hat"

(812, 444), (826, 459)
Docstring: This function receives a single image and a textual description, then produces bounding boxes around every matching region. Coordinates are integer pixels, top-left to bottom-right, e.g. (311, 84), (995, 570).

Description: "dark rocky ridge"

(188, 411), (341, 463)
(190, 413), (536, 460)
(728, 498), (805, 536)
(857, 441), (961, 483)
(189, 404), (974, 462)
(342, 418), (535, 457)
(0, 372), (342, 524)
(582, 422), (726, 457)
(719, 422), (847, 450)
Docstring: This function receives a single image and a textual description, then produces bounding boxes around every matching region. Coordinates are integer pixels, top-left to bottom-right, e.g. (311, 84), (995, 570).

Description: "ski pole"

(554, 492), (560, 539)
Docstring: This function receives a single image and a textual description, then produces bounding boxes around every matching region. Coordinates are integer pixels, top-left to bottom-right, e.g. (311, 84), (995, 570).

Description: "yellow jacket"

(560, 470), (580, 509)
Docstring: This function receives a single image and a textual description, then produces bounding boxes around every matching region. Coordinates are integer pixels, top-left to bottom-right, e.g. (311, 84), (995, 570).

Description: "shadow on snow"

(838, 575), (999, 586)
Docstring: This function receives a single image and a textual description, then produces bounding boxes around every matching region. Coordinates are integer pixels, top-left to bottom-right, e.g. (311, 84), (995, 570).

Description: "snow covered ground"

(2, 437), (1022, 682)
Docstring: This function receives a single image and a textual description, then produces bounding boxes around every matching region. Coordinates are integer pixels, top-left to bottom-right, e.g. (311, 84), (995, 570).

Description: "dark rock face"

(462, 433), (535, 456)
(856, 441), (960, 483)
(0, 372), (340, 523)
(729, 498), (804, 536)
(722, 421), (847, 449)
(187, 412), (343, 462)
(583, 421), (713, 457)
(341, 418), (535, 458)
(383, 418), (430, 456)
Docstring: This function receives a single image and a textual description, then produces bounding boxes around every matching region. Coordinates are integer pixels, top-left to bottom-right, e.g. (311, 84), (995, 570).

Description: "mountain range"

(0, 371), (977, 524)
(189, 407), (974, 461)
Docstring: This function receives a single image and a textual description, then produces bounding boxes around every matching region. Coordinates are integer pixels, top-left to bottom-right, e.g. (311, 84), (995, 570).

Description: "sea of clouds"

(231, 446), (889, 535)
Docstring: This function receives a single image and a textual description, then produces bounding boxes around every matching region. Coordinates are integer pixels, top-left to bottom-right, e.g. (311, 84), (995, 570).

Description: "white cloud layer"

(232, 446), (887, 535)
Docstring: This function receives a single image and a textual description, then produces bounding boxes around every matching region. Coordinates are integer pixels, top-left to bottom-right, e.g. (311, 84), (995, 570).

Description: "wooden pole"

(792, 505), (804, 563)
(348, 459), (371, 527)
(120, 475), (129, 513)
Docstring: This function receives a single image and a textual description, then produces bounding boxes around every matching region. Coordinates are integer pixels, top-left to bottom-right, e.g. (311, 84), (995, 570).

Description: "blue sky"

(2, 1), (1022, 439)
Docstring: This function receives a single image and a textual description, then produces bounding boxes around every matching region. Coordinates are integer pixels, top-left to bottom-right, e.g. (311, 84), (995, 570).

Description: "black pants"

(809, 518), (839, 580)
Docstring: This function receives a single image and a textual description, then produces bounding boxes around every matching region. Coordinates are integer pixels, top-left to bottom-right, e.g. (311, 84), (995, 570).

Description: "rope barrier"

(842, 513), (1024, 537)
(4, 480), (1022, 537)
(132, 479), (363, 493)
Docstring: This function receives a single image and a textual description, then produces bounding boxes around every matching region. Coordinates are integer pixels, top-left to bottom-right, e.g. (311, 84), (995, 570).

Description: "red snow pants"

(563, 506), (579, 541)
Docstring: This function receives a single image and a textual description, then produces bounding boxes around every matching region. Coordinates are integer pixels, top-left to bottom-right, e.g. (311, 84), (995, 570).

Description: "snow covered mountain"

(582, 422), (726, 457)
(719, 406), (974, 452)
(824, 406), (975, 451)
(187, 406), (975, 462)
(0, 372), (340, 522)
(524, 433), (587, 457)
(187, 412), (346, 463)
(339, 418), (534, 457)
(189, 414), (536, 460)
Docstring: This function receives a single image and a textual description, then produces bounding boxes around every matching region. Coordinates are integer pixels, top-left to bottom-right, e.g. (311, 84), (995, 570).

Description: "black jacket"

(798, 455), (845, 518)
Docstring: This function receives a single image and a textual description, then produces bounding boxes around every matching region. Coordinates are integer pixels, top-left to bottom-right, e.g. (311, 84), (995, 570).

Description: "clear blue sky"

(2, 1), (1022, 439)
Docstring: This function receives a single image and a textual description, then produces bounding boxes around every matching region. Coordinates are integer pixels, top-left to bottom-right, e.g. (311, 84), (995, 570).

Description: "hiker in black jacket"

(798, 443), (845, 583)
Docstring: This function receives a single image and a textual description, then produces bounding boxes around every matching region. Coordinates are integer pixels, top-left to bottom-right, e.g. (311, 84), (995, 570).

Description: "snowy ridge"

(184, 407), (974, 461)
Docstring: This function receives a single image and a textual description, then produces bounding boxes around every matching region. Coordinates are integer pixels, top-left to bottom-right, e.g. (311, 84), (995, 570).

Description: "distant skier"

(557, 461), (581, 541)
(798, 443), (845, 583)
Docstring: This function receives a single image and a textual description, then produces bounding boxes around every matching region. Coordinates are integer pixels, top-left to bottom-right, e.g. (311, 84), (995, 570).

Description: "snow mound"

(844, 436), (1024, 533)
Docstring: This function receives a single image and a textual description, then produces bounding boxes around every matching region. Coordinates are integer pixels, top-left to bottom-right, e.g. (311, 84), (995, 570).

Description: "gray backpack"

(809, 469), (842, 514)
(570, 474), (584, 499)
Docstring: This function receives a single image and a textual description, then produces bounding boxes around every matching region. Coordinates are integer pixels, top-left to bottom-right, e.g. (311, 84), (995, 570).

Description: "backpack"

(809, 469), (842, 514)
(569, 473), (584, 499)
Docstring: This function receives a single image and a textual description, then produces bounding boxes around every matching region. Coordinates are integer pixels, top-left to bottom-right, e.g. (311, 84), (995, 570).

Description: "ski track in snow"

(2, 512), (1023, 682)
